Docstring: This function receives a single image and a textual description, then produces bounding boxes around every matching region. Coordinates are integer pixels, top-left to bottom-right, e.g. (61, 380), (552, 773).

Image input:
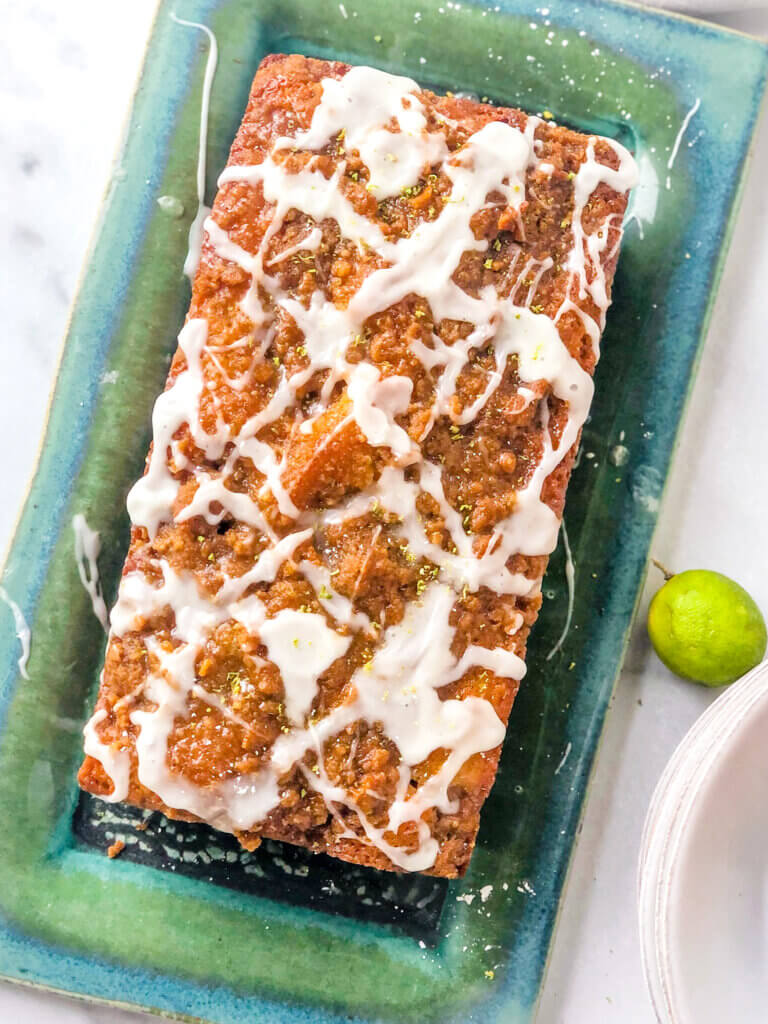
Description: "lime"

(647, 568), (767, 687)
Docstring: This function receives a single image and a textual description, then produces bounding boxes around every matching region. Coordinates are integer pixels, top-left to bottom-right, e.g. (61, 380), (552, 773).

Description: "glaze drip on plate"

(0, 586), (31, 680)
(170, 13), (219, 280)
(83, 56), (636, 872)
(73, 514), (109, 632)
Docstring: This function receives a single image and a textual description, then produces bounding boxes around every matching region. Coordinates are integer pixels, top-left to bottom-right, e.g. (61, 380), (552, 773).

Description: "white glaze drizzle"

(73, 514), (109, 632)
(83, 704), (130, 802)
(623, 150), (659, 241)
(0, 585), (31, 680)
(276, 582), (523, 871)
(278, 66), (448, 200)
(666, 97), (700, 191)
(298, 560), (371, 631)
(545, 520), (575, 662)
(171, 14), (219, 280)
(259, 611), (351, 724)
(85, 61), (637, 868)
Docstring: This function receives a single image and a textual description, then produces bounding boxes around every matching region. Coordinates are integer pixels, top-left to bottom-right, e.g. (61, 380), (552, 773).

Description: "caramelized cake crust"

(79, 55), (636, 877)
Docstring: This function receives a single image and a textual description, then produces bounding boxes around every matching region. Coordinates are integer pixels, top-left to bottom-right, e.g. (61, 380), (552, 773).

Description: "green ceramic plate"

(0, 1), (765, 1021)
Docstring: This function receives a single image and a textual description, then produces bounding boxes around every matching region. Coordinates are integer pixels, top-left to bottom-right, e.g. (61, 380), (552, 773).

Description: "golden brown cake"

(79, 54), (636, 877)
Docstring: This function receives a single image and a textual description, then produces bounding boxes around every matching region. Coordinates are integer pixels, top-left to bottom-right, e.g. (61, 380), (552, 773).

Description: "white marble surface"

(1, 2), (767, 1021)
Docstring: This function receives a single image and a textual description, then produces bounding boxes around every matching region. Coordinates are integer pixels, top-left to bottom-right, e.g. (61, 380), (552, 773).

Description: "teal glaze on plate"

(0, 1), (766, 1021)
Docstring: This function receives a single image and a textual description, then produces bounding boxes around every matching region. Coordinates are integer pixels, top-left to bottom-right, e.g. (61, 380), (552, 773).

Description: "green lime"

(647, 568), (767, 687)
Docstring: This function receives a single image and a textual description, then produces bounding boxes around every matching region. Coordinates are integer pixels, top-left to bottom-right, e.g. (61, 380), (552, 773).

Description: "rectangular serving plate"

(0, 1), (765, 1022)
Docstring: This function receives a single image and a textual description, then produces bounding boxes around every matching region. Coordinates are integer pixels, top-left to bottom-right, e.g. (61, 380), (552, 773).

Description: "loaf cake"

(79, 55), (636, 877)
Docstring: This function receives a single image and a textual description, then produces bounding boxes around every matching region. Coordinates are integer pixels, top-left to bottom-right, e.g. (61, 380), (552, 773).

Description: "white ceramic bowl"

(638, 660), (768, 1024)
